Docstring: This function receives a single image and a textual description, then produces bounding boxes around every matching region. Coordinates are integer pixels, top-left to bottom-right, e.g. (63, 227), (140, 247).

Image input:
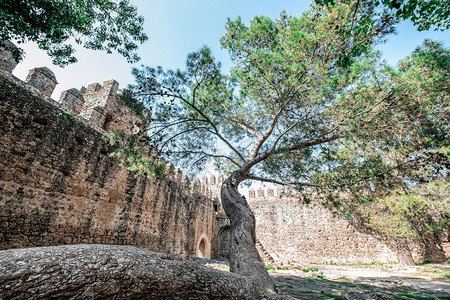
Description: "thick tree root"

(0, 244), (288, 300)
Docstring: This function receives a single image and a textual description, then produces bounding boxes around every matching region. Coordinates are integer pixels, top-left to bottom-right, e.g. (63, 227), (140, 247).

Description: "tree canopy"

(122, 1), (448, 193)
(0, 0), (148, 66)
(315, 0), (450, 31)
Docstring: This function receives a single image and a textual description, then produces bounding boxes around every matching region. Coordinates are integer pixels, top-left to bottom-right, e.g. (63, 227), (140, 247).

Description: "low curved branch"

(138, 90), (245, 161)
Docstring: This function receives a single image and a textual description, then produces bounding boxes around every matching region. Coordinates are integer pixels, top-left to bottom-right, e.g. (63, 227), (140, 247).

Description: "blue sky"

(13, 0), (450, 100)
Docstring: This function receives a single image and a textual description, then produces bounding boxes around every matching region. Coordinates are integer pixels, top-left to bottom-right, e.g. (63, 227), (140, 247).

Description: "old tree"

(115, 1), (449, 292)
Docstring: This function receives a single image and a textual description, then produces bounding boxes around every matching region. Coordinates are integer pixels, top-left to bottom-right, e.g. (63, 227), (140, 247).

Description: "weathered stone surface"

(250, 197), (397, 265)
(0, 73), (215, 258)
(79, 80), (147, 135)
(0, 244), (284, 300)
(0, 41), (19, 73)
(248, 190), (449, 265)
(25, 67), (58, 98)
(212, 214), (231, 261)
(59, 88), (85, 115)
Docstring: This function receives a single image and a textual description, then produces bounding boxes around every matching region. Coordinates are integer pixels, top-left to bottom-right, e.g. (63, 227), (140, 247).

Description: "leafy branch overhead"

(126, 1), (447, 192)
(0, 0), (148, 66)
(315, 0), (450, 31)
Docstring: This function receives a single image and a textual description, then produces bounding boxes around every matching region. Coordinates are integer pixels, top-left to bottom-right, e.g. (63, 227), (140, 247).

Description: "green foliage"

(104, 132), (166, 180)
(127, 46), (226, 175)
(315, 0), (449, 31)
(397, 292), (443, 300)
(119, 89), (146, 116)
(306, 40), (449, 200)
(302, 268), (319, 272)
(0, 0), (148, 66)
(58, 112), (73, 120)
(356, 181), (450, 240)
(127, 1), (395, 178)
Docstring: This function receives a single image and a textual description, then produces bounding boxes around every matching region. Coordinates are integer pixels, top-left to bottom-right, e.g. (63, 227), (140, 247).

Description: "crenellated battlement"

(248, 186), (294, 202)
(0, 42), (149, 136)
(167, 170), (225, 204)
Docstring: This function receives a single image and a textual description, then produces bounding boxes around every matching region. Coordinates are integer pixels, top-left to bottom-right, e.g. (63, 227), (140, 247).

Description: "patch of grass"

(301, 268), (319, 272)
(309, 261), (397, 267)
(432, 270), (450, 279)
(417, 260), (433, 265)
(307, 278), (315, 283)
(336, 276), (351, 281)
(266, 265), (275, 270)
(359, 262), (385, 266)
(360, 284), (373, 290)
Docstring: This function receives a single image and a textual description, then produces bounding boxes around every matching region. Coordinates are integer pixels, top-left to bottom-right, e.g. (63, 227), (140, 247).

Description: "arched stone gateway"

(195, 233), (211, 259)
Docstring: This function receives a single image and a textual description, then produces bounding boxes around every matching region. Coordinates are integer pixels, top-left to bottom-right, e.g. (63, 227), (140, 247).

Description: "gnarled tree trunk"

(221, 171), (275, 292)
(395, 239), (415, 266)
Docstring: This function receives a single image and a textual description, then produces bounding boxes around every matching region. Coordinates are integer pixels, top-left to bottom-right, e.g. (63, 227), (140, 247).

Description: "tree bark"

(395, 239), (416, 266)
(221, 171), (275, 292)
(0, 244), (286, 300)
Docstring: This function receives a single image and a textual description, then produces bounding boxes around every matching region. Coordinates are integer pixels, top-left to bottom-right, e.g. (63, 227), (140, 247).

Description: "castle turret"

(249, 188), (255, 199)
(78, 80), (149, 135)
(25, 67), (58, 98)
(257, 187), (265, 198)
(0, 41), (19, 73)
(79, 80), (119, 131)
(276, 186), (284, 198)
(59, 88), (85, 116)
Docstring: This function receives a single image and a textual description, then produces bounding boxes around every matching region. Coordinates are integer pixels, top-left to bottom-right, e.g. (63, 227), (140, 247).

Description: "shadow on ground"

(274, 274), (449, 299)
(195, 258), (450, 299)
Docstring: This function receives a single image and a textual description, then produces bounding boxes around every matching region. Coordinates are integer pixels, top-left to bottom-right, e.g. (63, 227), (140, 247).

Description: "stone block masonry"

(248, 188), (450, 265)
(251, 197), (396, 265)
(0, 44), (216, 259)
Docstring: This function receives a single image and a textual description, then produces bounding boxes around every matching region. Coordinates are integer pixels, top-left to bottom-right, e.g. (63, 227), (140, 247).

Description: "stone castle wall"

(248, 187), (449, 265)
(0, 45), (217, 259)
(251, 198), (396, 265)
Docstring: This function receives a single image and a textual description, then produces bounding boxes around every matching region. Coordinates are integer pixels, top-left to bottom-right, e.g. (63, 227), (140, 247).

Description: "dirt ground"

(197, 259), (449, 299)
(271, 262), (449, 299)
